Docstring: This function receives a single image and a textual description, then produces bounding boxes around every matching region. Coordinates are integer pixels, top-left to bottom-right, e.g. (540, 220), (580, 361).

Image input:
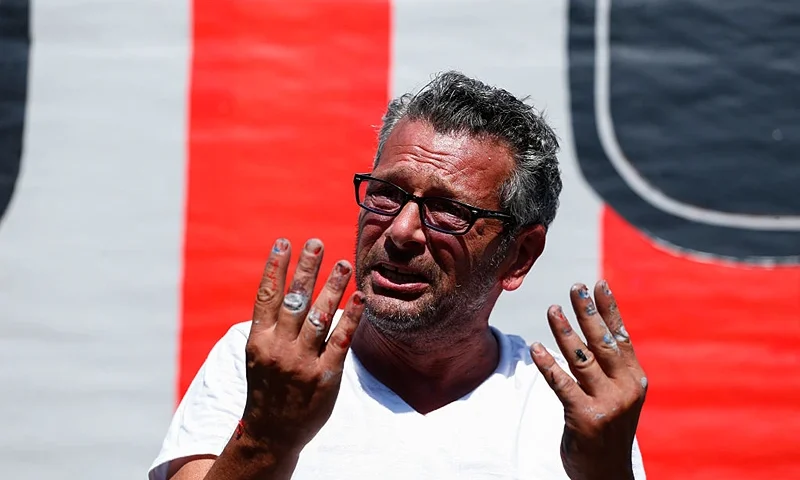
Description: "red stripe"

(179, 0), (390, 398)
(602, 207), (800, 479)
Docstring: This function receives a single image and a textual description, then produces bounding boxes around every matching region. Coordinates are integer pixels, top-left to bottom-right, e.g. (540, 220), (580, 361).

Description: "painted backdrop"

(1, 1), (798, 479)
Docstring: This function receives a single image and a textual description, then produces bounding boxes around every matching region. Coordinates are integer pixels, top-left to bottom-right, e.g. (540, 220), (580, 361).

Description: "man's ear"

(500, 224), (547, 292)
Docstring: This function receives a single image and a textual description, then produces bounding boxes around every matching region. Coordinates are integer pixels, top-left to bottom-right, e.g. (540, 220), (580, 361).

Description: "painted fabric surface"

(1, 1), (797, 479)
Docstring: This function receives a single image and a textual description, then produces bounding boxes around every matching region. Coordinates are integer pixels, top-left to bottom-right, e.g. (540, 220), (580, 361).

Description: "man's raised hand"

(531, 281), (647, 480)
(240, 238), (365, 459)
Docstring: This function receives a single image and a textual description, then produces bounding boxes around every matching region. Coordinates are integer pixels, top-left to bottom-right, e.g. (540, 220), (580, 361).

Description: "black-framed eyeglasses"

(353, 173), (517, 235)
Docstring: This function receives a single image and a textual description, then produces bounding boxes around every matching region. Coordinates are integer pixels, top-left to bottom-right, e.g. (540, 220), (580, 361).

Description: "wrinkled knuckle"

(614, 333), (632, 344)
(553, 373), (574, 392)
(315, 368), (340, 386)
(295, 259), (318, 277)
(599, 332), (621, 353)
(325, 273), (349, 292)
(636, 377), (649, 400)
(255, 286), (279, 305)
(320, 284), (342, 302)
(245, 347), (266, 368)
(584, 419), (605, 438)
(601, 344), (621, 357)
(636, 375), (649, 396)
(245, 342), (279, 367)
(578, 412), (607, 435)
(613, 323), (631, 343)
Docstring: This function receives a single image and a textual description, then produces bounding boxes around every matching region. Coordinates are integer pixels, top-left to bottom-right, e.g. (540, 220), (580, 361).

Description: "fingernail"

(352, 292), (365, 306)
(571, 284), (590, 299)
(531, 342), (545, 356)
(335, 261), (351, 276)
(554, 307), (573, 335)
(305, 239), (323, 255)
(601, 280), (612, 296)
(273, 238), (289, 253)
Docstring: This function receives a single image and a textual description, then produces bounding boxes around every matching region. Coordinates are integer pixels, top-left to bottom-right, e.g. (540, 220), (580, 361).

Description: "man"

(149, 71), (648, 479)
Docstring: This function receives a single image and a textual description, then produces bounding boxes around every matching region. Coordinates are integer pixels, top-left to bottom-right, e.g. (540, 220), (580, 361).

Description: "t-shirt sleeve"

(148, 322), (250, 480)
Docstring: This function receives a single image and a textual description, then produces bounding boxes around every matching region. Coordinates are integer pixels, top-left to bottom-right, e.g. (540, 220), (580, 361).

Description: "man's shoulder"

(215, 320), (251, 349)
(229, 320), (252, 337)
(491, 327), (571, 379)
(219, 310), (346, 345)
(494, 328), (533, 360)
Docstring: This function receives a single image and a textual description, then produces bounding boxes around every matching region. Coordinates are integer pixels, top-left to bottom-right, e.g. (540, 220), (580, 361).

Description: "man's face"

(355, 119), (515, 335)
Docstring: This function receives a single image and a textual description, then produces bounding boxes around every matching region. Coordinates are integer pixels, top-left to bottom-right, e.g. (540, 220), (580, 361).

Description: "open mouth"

(370, 263), (429, 295)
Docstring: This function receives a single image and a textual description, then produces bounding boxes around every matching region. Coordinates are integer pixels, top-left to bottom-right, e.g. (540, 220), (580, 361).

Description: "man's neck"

(350, 317), (500, 415)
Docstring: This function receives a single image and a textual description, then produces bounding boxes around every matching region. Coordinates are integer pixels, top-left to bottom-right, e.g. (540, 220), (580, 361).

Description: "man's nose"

(385, 201), (427, 249)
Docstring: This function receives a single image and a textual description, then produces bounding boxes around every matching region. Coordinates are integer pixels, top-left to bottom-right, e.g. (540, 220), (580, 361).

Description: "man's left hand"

(531, 281), (647, 480)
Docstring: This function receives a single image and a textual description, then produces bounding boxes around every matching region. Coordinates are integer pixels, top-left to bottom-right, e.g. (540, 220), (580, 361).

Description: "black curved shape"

(568, 0), (800, 263)
(0, 0), (30, 225)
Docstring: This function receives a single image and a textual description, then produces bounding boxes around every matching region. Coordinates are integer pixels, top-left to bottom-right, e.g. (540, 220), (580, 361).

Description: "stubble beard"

(355, 235), (512, 342)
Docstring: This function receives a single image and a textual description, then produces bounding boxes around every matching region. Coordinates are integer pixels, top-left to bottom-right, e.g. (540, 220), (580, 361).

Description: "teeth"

(382, 264), (412, 275)
(379, 266), (424, 284)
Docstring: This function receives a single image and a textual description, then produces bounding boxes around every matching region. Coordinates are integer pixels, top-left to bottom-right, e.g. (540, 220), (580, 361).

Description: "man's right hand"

(171, 238), (366, 480)
(239, 237), (365, 458)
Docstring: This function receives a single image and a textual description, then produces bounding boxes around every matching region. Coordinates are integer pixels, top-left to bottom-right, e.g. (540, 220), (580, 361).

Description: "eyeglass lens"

(357, 178), (472, 232)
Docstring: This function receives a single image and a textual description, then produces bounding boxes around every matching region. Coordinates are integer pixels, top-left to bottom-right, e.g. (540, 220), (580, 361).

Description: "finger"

(274, 238), (325, 338)
(530, 342), (586, 407)
(594, 280), (648, 389)
(570, 283), (627, 377)
(298, 260), (353, 354)
(319, 291), (365, 376)
(547, 305), (611, 396)
(251, 238), (291, 332)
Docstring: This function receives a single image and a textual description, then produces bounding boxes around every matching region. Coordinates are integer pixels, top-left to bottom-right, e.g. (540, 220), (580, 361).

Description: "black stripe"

(568, 0), (800, 263)
(0, 0), (30, 225)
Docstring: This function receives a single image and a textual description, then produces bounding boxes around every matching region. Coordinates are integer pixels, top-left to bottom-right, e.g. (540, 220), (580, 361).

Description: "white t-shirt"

(149, 315), (646, 479)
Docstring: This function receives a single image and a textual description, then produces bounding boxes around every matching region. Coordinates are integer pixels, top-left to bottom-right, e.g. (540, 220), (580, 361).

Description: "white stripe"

(391, 0), (600, 348)
(595, 0), (800, 230)
(0, 1), (189, 477)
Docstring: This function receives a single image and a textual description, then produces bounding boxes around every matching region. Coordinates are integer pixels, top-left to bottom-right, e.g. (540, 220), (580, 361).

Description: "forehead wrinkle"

(376, 120), (514, 208)
(378, 164), (458, 199)
(383, 143), (462, 175)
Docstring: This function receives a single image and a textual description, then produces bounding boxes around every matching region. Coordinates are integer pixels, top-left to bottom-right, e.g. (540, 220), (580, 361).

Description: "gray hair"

(374, 71), (562, 230)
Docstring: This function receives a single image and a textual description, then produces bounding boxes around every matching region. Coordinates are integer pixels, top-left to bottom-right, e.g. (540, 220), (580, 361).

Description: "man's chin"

(363, 293), (437, 328)
(366, 293), (427, 315)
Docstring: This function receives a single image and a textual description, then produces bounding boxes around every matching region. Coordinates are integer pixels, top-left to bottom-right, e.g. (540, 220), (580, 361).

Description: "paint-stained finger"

(547, 305), (611, 396)
(594, 280), (648, 385)
(570, 283), (627, 378)
(250, 238), (291, 333)
(274, 238), (324, 339)
(530, 342), (585, 407)
(594, 280), (628, 342)
(319, 291), (365, 375)
(298, 260), (353, 354)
